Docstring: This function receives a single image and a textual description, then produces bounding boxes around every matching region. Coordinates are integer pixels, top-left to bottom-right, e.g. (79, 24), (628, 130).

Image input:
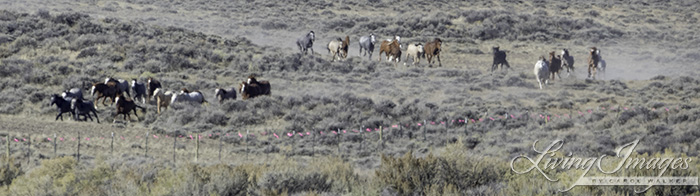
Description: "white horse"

(534, 56), (550, 89)
(404, 43), (424, 66)
(327, 38), (343, 62)
(596, 49), (606, 79)
(152, 88), (173, 114)
(171, 91), (207, 104)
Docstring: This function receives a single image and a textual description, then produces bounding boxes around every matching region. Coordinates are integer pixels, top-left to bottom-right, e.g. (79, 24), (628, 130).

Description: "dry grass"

(0, 0), (699, 194)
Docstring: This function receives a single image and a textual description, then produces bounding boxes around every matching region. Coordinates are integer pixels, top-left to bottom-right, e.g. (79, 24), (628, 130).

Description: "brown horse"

(240, 77), (271, 100)
(588, 47), (600, 79)
(424, 38), (442, 67)
(91, 82), (119, 106)
(341, 35), (349, 58)
(146, 77), (162, 102)
(378, 39), (401, 64)
(114, 93), (145, 122)
(548, 51), (562, 80)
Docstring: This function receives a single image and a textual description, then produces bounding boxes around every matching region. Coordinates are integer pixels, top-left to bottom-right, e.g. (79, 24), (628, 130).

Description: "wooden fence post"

(464, 118), (468, 136)
(312, 130), (316, 157)
(26, 134), (31, 164)
(77, 132), (81, 163)
(53, 133), (57, 158)
(423, 120), (427, 141)
(195, 134), (199, 162)
(245, 130), (249, 161)
(218, 133), (222, 162)
(110, 132), (114, 155)
(6, 135), (10, 159)
(336, 128), (341, 157)
(173, 135), (177, 164)
(145, 131), (149, 158)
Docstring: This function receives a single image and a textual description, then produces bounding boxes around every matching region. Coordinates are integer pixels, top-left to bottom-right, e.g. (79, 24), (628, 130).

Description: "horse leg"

(56, 112), (62, 121)
(92, 109), (100, 123)
(437, 54), (441, 67)
(86, 113), (94, 122)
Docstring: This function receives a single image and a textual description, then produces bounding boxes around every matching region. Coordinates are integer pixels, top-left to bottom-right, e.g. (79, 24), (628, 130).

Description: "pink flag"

(511, 114), (515, 119)
(13, 138), (18, 142)
(441, 121), (445, 124)
(189, 135), (193, 140)
(451, 120), (455, 123)
(392, 125), (398, 128)
(287, 133), (292, 137)
(320, 131), (324, 135)
(343, 130), (346, 133)
(209, 134), (212, 137)
(273, 133), (279, 139)
(86, 138), (90, 141)
(624, 107), (628, 110)
(479, 118), (484, 122)
(588, 110), (592, 113)
(471, 119), (476, 123)
(547, 116), (550, 122)
(60, 137), (64, 141)
(22, 138), (26, 141)
(489, 117), (495, 121)
(47, 138), (52, 141)
(417, 123), (422, 126)
(306, 132), (310, 135)
(366, 128), (371, 132)
(430, 121), (435, 125)
(238, 132), (243, 138)
(332, 131), (337, 134)
(298, 133), (303, 136)
(153, 135), (158, 139)
(539, 114), (544, 118)
(665, 108), (669, 111)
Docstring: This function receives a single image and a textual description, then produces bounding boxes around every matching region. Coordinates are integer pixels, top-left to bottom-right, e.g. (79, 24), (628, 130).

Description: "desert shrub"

(9, 157), (79, 195)
(0, 88), (23, 114)
(0, 157), (23, 187)
(76, 46), (98, 58)
(376, 147), (506, 195)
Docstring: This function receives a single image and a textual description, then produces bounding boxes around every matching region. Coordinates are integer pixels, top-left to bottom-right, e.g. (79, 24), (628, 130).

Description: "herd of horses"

(48, 31), (608, 123)
(298, 31), (607, 89)
(49, 76), (271, 123)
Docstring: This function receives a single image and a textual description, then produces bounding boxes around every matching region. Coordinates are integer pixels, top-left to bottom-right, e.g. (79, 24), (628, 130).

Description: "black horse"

(71, 98), (100, 123)
(50, 94), (74, 121)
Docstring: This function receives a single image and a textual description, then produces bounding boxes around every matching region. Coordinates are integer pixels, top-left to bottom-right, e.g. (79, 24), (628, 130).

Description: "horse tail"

(137, 105), (146, 113)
